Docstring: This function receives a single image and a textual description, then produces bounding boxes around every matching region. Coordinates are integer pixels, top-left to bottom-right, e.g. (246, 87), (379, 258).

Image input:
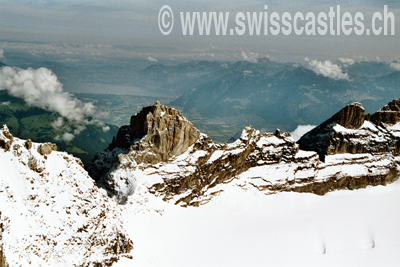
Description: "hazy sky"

(1, 0), (400, 62)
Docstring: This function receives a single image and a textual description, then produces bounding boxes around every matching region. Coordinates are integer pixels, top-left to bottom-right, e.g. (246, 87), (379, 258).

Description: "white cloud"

(290, 125), (316, 141)
(338, 58), (355, 66)
(0, 66), (98, 122)
(147, 56), (158, 62)
(102, 126), (110, 132)
(390, 62), (400, 71)
(0, 49), (4, 59)
(61, 132), (75, 142)
(306, 59), (350, 80)
(54, 132), (75, 142)
(1, 101), (10, 106)
(51, 117), (64, 129)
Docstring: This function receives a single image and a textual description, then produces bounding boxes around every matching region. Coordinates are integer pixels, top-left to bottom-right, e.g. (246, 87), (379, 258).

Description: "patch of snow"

(206, 150), (224, 164)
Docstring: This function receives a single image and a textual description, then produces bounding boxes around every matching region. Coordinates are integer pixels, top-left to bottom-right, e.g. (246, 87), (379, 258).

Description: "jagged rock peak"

(110, 101), (200, 164)
(86, 102), (202, 197)
(370, 98), (400, 126)
(330, 102), (366, 129)
(379, 98), (400, 112)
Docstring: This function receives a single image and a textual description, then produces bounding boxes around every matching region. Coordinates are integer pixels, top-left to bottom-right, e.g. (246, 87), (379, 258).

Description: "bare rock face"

(127, 101), (200, 164)
(38, 142), (57, 155)
(330, 102), (366, 129)
(107, 102), (200, 159)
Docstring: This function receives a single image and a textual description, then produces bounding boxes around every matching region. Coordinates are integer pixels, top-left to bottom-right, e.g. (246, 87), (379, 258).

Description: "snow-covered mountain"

(3, 97), (400, 266)
(88, 100), (400, 207)
(85, 100), (400, 266)
(0, 125), (132, 266)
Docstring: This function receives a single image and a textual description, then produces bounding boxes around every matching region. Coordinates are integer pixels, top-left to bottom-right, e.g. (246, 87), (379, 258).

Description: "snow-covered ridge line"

(0, 125), (133, 267)
(89, 100), (400, 207)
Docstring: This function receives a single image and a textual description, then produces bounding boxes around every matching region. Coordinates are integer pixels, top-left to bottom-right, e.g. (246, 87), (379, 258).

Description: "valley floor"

(116, 180), (400, 267)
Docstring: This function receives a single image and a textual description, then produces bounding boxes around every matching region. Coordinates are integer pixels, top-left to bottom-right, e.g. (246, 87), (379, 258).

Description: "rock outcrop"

(88, 100), (400, 206)
(330, 102), (367, 129)
(0, 125), (133, 266)
(38, 142), (57, 155)
(86, 102), (201, 203)
(370, 99), (400, 126)
(107, 101), (200, 163)
(0, 125), (12, 152)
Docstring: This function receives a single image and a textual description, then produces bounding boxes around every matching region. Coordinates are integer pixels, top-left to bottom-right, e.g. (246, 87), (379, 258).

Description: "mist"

(290, 125), (316, 141)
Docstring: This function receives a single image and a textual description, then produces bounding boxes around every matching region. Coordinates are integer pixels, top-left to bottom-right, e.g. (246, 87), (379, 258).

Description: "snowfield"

(117, 180), (400, 267)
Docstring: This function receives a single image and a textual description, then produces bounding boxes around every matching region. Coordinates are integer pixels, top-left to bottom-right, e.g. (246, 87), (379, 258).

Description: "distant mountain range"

(164, 59), (400, 140)
(4, 57), (400, 143)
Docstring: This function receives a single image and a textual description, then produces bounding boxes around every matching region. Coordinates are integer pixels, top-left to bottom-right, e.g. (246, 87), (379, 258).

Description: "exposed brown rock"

(0, 125), (13, 152)
(289, 168), (399, 195)
(370, 99), (400, 126)
(87, 102), (201, 183)
(331, 102), (366, 129)
(0, 212), (6, 267)
(24, 139), (32, 150)
(117, 101), (200, 164)
(0, 245), (6, 267)
(39, 143), (57, 156)
(0, 140), (11, 152)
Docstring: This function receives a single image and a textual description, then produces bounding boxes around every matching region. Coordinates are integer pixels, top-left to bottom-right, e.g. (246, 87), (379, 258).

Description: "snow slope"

(116, 179), (400, 267)
(0, 125), (132, 266)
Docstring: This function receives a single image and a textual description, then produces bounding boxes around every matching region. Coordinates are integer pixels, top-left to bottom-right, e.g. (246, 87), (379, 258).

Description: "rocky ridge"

(0, 125), (133, 267)
(88, 100), (400, 206)
(298, 100), (400, 159)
